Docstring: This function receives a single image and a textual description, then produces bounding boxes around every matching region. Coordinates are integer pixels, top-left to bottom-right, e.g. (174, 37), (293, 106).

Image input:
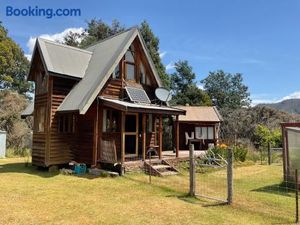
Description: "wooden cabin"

(175, 106), (222, 151)
(23, 27), (185, 167)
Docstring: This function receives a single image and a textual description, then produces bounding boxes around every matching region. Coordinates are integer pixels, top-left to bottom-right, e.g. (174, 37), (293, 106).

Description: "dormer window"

(125, 45), (135, 81)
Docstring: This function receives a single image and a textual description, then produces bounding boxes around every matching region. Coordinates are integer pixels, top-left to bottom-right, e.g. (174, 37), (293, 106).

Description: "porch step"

(152, 165), (171, 170)
(160, 171), (179, 176)
(144, 160), (179, 177)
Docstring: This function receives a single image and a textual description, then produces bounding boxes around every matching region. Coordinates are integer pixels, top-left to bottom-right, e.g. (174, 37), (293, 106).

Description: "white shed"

(0, 130), (7, 158)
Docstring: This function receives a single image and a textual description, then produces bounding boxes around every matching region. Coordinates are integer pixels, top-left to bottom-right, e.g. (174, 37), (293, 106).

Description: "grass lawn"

(0, 158), (296, 225)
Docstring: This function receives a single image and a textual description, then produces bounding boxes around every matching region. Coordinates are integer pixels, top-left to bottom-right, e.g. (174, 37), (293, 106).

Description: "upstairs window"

(140, 63), (146, 84)
(125, 45), (135, 81)
(112, 63), (120, 79)
(35, 106), (45, 132)
(58, 114), (75, 133)
(36, 71), (48, 94)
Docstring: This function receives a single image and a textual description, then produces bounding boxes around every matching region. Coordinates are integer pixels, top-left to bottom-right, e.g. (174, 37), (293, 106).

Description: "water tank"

(0, 131), (7, 158)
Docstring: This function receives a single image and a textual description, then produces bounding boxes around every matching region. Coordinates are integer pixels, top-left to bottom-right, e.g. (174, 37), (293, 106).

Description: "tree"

(0, 90), (32, 152)
(201, 70), (251, 109)
(253, 124), (282, 149)
(139, 21), (170, 87)
(0, 22), (33, 96)
(170, 60), (211, 106)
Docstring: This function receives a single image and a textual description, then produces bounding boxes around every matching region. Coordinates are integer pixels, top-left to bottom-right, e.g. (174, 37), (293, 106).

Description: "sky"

(1, 0), (300, 105)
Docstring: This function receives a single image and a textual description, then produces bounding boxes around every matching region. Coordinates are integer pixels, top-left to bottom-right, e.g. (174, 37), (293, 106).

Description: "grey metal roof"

(57, 27), (162, 114)
(99, 97), (185, 114)
(37, 38), (92, 79)
(21, 102), (34, 118)
(176, 106), (223, 122)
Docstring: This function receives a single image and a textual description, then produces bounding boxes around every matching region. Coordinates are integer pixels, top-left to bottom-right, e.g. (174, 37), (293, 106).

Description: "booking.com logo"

(6, 6), (81, 19)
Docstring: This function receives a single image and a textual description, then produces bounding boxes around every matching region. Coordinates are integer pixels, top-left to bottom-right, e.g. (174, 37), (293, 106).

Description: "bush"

(210, 145), (248, 162)
(233, 146), (247, 162)
(6, 147), (31, 158)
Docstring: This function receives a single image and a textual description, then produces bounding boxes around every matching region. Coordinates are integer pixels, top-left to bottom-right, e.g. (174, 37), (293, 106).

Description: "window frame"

(58, 114), (75, 134)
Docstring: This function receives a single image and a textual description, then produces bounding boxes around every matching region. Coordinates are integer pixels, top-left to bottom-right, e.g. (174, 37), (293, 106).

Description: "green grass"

(0, 158), (296, 225)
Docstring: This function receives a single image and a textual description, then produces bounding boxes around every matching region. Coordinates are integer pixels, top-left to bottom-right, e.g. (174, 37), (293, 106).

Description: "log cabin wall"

(74, 102), (97, 165)
(32, 93), (48, 166)
(48, 76), (78, 165)
(31, 50), (50, 166)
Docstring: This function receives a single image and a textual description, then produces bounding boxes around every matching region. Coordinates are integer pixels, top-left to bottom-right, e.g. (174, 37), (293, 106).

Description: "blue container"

(74, 164), (86, 174)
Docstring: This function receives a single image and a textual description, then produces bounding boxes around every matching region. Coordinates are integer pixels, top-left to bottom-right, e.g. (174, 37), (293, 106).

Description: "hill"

(258, 99), (300, 114)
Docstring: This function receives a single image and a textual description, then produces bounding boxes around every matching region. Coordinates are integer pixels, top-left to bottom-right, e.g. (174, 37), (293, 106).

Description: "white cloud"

(26, 27), (85, 59)
(197, 83), (204, 90)
(165, 62), (175, 71)
(25, 54), (32, 61)
(281, 92), (300, 101)
(159, 51), (167, 59)
(251, 91), (300, 106)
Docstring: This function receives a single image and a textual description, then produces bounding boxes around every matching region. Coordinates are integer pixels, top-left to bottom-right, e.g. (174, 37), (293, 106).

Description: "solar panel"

(125, 86), (151, 104)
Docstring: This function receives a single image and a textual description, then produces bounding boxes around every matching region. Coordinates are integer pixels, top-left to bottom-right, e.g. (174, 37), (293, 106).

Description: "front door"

(124, 113), (138, 158)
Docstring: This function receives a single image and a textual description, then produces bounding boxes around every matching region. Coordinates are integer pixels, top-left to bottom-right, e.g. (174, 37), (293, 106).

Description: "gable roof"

(57, 27), (162, 114)
(176, 106), (223, 122)
(30, 38), (92, 79)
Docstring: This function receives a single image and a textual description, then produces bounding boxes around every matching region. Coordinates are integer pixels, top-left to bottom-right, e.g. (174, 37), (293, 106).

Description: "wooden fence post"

(189, 143), (195, 197)
(296, 169), (299, 223)
(227, 148), (233, 205)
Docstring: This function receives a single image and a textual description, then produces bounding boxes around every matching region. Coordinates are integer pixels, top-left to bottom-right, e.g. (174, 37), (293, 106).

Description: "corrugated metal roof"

(37, 38), (92, 79)
(100, 97), (185, 114)
(176, 106), (223, 122)
(21, 102), (34, 118)
(57, 27), (162, 114)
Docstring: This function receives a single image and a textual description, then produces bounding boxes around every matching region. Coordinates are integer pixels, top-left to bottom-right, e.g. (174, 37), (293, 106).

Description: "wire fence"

(136, 147), (299, 224)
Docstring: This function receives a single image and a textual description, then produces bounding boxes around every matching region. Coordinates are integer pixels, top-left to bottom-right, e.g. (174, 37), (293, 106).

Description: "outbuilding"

(175, 106), (223, 151)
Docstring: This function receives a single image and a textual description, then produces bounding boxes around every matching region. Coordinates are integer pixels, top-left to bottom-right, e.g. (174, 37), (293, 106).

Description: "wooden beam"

(121, 111), (125, 163)
(159, 115), (163, 159)
(175, 115), (179, 158)
(142, 114), (146, 160)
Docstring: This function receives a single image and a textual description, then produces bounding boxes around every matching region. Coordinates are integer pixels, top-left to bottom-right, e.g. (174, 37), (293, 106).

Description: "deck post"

(121, 111), (125, 163)
(159, 114), (163, 159)
(175, 115), (179, 158)
(142, 114), (146, 161)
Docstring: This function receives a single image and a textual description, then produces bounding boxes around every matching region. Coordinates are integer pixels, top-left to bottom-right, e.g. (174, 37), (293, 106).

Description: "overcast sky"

(1, 0), (300, 105)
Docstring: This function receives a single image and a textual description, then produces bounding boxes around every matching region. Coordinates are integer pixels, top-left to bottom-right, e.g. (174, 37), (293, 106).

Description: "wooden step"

(152, 165), (171, 170)
(144, 160), (179, 176)
(160, 171), (179, 176)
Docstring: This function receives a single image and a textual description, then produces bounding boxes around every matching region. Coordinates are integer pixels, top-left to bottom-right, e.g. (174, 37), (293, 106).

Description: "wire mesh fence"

(133, 147), (299, 223)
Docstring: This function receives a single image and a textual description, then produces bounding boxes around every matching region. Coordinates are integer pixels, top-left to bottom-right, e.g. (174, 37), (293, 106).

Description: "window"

(103, 109), (119, 132)
(35, 106), (45, 132)
(140, 63), (146, 84)
(58, 115), (75, 133)
(36, 71), (48, 94)
(125, 45), (135, 81)
(112, 63), (120, 79)
(195, 126), (214, 140)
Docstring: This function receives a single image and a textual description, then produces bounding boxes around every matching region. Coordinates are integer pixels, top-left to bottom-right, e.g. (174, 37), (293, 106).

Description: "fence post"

(189, 143), (195, 197)
(227, 148), (233, 204)
(268, 142), (272, 165)
(296, 169), (299, 223)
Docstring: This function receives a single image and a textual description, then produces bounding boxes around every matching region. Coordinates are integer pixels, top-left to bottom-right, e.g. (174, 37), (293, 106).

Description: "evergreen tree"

(0, 22), (32, 96)
(139, 21), (170, 87)
(201, 70), (251, 109)
(170, 60), (211, 106)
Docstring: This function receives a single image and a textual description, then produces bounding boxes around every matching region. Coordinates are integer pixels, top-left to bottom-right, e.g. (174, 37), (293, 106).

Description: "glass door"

(124, 113), (138, 157)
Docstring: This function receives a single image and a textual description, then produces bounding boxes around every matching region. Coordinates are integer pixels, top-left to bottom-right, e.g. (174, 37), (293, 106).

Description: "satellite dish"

(155, 87), (172, 102)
